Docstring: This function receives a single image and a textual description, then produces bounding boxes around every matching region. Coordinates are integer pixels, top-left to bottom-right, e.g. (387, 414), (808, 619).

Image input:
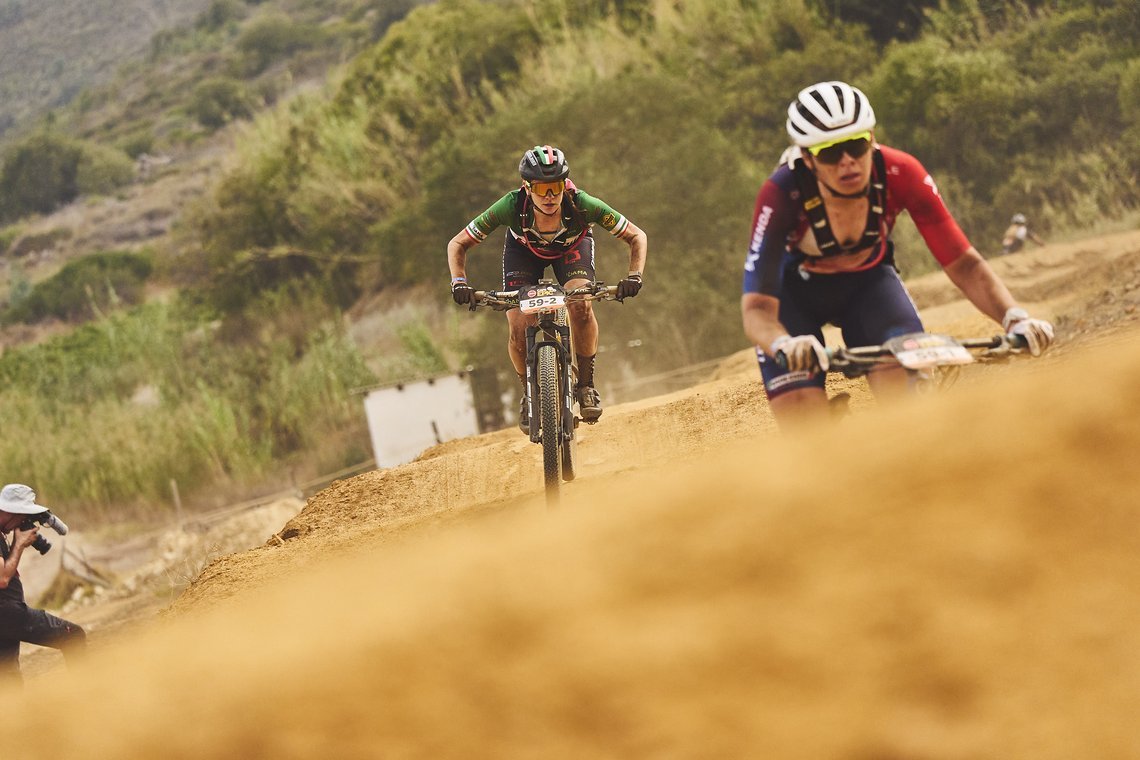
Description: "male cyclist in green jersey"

(447, 145), (648, 431)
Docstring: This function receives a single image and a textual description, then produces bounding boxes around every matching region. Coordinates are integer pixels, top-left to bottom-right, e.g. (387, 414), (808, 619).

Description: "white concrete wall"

(363, 373), (480, 468)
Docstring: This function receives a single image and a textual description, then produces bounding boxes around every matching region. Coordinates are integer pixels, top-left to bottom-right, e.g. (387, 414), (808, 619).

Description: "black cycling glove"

(451, 279), (474, 306)
(616, 274), (643, 301)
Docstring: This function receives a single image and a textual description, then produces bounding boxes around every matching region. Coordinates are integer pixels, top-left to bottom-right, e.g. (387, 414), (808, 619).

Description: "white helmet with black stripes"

(786, 81), (876, 147)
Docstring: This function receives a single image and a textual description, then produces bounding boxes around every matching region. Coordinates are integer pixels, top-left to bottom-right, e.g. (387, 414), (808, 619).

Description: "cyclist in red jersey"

(741, 81), (1054, 426)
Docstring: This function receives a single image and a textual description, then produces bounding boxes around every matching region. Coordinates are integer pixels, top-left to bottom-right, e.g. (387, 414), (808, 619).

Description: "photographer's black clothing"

(0, 533), (86, 685)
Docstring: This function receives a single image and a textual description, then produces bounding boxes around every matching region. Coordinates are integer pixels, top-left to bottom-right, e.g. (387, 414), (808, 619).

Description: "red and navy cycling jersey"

(742, 145), (972, 296)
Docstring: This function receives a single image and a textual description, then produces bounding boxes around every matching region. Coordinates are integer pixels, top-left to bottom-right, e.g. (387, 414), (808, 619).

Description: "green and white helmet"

(786, 81), (876, 147)
(519, 145), (570, 182)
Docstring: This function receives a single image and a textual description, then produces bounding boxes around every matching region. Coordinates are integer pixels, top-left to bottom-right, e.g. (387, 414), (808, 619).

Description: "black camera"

(19, 511), (69, 555)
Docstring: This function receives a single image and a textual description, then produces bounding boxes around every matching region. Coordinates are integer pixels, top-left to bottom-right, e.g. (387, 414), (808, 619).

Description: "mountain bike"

(778, 330), (1030, 395)
(472, 280), (619, 506)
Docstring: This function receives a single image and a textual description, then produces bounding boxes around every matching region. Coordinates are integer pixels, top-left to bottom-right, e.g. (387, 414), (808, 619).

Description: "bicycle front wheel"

(537, 343), (562, 504)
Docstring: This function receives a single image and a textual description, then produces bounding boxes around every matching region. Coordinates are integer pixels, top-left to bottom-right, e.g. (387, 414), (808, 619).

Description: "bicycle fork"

(524, 319), (575, 445)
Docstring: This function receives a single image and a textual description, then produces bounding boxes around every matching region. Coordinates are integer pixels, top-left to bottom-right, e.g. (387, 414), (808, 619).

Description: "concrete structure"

(362, 369), (506, 468)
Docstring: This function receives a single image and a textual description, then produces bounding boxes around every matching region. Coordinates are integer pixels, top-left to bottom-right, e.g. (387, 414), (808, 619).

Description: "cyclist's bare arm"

(616, 221), (648, 275)
(941, 246), (1019, 324)
(447, 231), (479, 281)
(741, 292), (788, 355)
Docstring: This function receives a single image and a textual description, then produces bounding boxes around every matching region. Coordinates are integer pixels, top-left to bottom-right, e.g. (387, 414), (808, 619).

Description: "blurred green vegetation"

(0, 298), (377, 519)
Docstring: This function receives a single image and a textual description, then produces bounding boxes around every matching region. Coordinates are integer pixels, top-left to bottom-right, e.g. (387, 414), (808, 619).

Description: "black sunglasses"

(808, 135), (873, 165)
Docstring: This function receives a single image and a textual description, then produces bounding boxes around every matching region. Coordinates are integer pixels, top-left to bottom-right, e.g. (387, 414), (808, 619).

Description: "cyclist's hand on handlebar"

(770, 334), (829, 372)
(1003, 308), (1054, 357)
(451, 278), (474, 306)
(616, 274), (643, 301)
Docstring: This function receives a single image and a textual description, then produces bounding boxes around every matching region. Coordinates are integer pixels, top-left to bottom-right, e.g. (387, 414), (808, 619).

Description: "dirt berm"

(7, 231), (1140, 759)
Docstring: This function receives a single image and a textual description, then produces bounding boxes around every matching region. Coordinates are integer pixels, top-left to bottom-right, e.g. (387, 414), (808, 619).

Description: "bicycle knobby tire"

(537, 343), (562, 503)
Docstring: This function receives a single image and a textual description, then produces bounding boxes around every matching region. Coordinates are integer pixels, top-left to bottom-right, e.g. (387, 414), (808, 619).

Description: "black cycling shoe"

(575, 384), (603, 422)
(518, 395), (530, 433)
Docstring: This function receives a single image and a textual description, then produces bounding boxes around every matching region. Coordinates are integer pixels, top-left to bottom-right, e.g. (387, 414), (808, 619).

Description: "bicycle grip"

(1006, 332), (1029, 350)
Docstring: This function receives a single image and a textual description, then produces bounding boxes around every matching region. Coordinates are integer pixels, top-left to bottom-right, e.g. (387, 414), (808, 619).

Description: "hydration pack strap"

(516, 185), (587, 260)
(792, 148), (888, 257)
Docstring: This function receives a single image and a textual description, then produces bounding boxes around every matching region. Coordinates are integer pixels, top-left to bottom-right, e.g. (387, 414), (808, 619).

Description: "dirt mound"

(5, 231), (1140, 758)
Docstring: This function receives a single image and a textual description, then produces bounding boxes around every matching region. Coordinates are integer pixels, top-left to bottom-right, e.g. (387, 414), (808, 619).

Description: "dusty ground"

(6, 228), (1140, 758)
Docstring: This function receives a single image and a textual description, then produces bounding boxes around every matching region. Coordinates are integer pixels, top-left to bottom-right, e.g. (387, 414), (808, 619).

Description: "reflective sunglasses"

(807, 131), (873, 165)
(527, 179), (565, 198)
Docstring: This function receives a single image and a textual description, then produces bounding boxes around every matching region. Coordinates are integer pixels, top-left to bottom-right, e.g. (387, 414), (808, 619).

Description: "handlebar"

(774, 332), (1029, 374)
(470, 283), (621, 311)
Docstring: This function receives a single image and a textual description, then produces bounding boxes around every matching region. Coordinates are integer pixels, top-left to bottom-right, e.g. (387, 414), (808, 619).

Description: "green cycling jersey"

(463, 187), (630, 258)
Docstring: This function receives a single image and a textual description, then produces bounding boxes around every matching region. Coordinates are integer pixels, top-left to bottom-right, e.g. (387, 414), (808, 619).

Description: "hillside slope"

(0, 0), (211, 137)
(6, 230), (1140, 758)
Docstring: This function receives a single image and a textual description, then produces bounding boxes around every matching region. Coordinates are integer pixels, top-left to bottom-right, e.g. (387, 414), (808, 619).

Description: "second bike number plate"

(886, 333), (974, 370)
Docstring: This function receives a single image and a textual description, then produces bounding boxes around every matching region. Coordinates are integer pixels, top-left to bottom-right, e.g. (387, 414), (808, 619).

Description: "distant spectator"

(1001, 213), (1045, 255)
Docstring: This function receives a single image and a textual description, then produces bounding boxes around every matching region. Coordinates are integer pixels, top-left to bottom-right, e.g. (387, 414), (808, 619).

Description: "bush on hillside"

(0, 133), (83, 222)
(77, 142), (136, 196)
(196, 0), (247, 32)
(189, 77), (256, 130)
(235, 15), (322, 76)
(0, 133), (136, 222)
(2, 250), (154, 325)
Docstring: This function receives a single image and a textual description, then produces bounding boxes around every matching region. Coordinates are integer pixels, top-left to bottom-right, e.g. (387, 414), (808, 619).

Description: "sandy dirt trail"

(5, 230), (1140, 759)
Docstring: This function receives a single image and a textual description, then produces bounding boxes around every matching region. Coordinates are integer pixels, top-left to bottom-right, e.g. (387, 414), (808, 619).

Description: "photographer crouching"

(0, 483), (86, 687)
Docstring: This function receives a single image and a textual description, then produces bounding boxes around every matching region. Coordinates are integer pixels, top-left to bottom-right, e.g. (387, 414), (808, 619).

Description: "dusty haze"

(7, 230), (1140, 759)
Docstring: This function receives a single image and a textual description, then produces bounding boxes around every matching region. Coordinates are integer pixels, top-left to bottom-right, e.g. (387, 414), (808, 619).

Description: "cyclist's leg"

(503, 236), (547, 377)
(759, 262), (831, 426)
(504, 237), (548, 430)
(554, 236), (602, 419)
(839, 261), (924, 399)
(554, 234), (598, 357)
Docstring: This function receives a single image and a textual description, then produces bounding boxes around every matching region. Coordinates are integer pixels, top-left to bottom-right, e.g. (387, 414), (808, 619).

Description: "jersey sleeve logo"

(601, 212), (617, 229)
(923, 174), (941, 198)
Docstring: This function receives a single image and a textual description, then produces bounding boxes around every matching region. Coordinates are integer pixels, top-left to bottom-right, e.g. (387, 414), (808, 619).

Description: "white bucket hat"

(0, 484), (49, 515)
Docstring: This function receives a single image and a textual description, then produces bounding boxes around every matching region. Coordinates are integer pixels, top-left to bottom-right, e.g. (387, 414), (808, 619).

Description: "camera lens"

(30, 535), (51, 555)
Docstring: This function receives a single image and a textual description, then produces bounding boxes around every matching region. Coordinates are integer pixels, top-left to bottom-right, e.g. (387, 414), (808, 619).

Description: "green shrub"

(235, 15), (322, 76)
(196, 0), (247, 32)
(0, 132), (83, 222)
(188, 77), (256, 129)
(2, 250), (154, 325)
(76, 143), (136, 196)
(116, 129), (155, 159)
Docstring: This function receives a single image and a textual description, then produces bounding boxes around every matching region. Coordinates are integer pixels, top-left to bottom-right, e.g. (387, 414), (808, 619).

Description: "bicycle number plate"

(518, 284), (566, 315)
(886, 333), (974, 370)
